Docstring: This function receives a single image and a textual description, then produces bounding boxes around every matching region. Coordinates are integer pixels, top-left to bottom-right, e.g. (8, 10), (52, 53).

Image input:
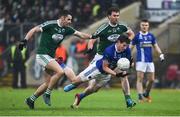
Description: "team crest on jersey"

(52, 34), (64, 42)
(107, 34), (120, 42)
(139, 34), (143, 40)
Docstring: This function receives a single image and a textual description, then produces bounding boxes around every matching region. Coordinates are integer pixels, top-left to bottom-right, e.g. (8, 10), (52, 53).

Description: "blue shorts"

(59, 63), (66, 69)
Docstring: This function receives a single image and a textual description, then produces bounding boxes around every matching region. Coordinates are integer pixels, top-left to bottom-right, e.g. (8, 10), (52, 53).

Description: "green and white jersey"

(92, 22), (128, 55)
(37, 20), (75, 57)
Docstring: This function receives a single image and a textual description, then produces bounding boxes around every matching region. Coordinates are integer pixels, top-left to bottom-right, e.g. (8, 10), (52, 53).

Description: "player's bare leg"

(71, 79), (98, 108)
(64, 75), (85, 92)
(25, 71), (50, 109)
(121, 77), (136, 108)
(136, 71), (145, 102)
(64, 67), (77, 82)
(143, 72), (154, 102)
(43, 60), (64, 106)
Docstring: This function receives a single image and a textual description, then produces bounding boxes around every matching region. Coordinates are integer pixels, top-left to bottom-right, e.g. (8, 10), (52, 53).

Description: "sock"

(79, 93), (86, 99)
(144, 90), (150, 97)
(138, 93), (144, 100)
(45, 88), (52, 95)
(30, 94), (38, 102)
(125, 95), (131, 100)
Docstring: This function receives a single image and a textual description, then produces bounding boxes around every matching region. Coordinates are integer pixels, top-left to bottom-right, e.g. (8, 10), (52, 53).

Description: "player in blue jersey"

(129, 19), (165, 103)
(68, 7), (135, 109)
(64, 34), (136, 108)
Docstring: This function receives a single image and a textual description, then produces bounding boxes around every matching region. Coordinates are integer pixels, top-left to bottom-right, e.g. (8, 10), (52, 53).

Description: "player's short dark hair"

(117, 34), (130, 44)
(107, 7), (120, 16)
(59, 10), (71, 17)
(141, 19), (149, 23)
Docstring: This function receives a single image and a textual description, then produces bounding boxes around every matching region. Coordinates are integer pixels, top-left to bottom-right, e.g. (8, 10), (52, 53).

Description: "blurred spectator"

(0, 0), (134, 28)
(55, 44), (68, 63)
(166, 64), (178, 88)
(176, 69), (180, 89)
(55, 44), (68, 88)
(74, 39), (89, 73)
(0, 43), (7, 77)
(1, 35), (29, 88)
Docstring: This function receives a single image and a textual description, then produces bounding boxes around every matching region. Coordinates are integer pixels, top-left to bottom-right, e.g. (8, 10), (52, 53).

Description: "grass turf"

(0, 88), (180, 116)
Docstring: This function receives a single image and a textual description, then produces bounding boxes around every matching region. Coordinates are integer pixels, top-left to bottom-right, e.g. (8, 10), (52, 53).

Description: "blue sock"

(138, 94), (144, 100)
(79, 93), (86, 99)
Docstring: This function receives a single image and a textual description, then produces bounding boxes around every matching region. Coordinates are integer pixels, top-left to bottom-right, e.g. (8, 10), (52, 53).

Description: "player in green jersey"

(19, 10), (92, 109)
(71, 7), (136, 108)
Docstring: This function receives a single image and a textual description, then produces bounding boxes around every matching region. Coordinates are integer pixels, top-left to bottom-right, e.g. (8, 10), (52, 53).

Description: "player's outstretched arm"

(74, 31), (92, 39)
(84, 39), (97, 55)
(25, 26), (41, 41)
(19, 26), (41, 50)
(127, 28), (135, 40)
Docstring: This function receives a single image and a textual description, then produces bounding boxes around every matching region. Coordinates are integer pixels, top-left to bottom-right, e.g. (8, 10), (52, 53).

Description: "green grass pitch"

(0, 88), (180, 116)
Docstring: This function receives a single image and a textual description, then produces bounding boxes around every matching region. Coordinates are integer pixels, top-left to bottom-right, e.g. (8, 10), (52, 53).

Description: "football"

(117, 58), (130, 71)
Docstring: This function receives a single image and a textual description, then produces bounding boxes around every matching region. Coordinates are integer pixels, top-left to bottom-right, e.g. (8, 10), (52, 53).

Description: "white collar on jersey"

(115, 44), (122, 53)
(109, 21), (117, 27)
(57, 20), (62, 27)
(139, 31), (148, 35)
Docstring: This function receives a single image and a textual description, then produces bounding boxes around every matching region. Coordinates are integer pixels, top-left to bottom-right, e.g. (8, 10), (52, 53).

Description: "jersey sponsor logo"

(140, 41), (152, 47)
(107, 34), (120, 42)
(52, 34), (64, 42)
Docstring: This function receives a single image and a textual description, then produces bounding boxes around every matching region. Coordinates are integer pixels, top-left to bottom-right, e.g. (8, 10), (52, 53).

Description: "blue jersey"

(96, 44), (131, 73)
(131, 32), (157, 62)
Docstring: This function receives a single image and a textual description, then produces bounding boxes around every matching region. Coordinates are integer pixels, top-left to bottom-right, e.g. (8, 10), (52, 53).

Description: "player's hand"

(116, 72), (130, 77)
(18, 39), (27, 50)
(84, 48), (93, 55)
(159, 54), (165, 62)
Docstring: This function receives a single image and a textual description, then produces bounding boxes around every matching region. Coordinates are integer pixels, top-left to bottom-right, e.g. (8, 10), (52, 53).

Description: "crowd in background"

(0, 0), (134, 28)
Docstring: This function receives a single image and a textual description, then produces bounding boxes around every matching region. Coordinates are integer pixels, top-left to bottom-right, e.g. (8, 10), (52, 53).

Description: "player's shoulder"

(66, 26), (75, 30)
(147, 32), (155, 36)
(117, 22), (128, 28)
(41, 20), (57, 27)
(105, 44), (115, 53)
(96, 22), (109, 31)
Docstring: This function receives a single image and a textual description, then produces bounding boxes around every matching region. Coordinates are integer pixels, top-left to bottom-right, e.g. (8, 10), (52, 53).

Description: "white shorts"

(136, 62), (155, 73)
(90, 53), (103, 64)
(79, 62), (110, 83)
(36, 54), (55, 68)
(88, 53), (111, 85)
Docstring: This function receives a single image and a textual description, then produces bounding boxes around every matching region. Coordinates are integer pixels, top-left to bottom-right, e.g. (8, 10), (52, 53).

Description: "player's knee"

(149, 78), (155, 82)
(71, 77), (80, 83)
(137, 77), (143, 82)
(56, 70), (64, 77)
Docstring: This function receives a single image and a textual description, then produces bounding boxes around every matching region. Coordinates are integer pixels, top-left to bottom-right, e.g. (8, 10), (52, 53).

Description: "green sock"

(125, 95), (131, 100)
(45, 88), (52, 95)
(30, 94), (38, 102)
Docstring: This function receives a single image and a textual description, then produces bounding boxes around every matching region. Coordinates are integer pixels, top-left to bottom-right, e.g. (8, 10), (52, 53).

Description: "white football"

(117, 58), (130, 71)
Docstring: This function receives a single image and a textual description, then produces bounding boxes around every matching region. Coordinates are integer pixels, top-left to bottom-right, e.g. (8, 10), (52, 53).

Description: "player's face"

(116, 41), (128, 52)
(140, 22), (149, 33)
(108, 11), (119, 25)
(60, 15), (72, 27)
